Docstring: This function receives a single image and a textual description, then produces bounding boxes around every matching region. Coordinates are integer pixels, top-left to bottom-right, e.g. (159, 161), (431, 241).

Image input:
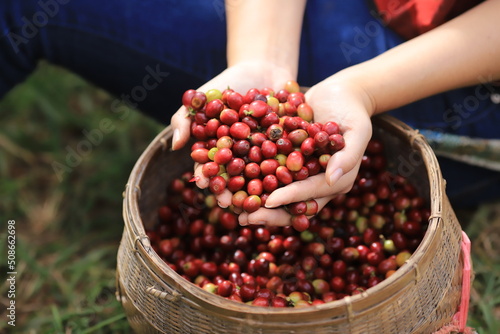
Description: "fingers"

(239, 196), (332, 226)
(193, 163), (233, 207)
(193, 163), (209, 188)
(215, 190), (233, 208)
(170, 106), (192, 151)
(264, 169), (358, 209)
(325, 118), (372, 187)
(239, 207), (291, 226)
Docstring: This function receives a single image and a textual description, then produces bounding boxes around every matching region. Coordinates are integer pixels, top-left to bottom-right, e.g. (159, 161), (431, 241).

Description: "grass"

(0, 62), (162, 333)
(0, 62), (499, 334)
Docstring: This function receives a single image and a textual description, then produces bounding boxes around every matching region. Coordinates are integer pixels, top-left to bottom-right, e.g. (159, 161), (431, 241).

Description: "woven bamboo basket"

(116, 114), (466, 334)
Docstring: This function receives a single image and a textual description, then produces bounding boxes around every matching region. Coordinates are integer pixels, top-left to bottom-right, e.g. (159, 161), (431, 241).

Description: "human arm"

(170, 0), (306, 151)
(250, 0), (500, 225)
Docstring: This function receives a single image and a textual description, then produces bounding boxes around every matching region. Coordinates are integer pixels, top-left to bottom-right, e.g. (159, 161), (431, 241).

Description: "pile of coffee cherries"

(146, 135), (430, 307)
(184, 81), (345, 231)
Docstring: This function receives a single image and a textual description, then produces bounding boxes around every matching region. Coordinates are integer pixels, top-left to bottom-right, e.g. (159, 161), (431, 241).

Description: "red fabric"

(373, 0), (484, 40)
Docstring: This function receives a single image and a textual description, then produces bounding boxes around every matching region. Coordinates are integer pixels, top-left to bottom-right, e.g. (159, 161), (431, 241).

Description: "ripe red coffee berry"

(248, 146), (263, 163)
(247, 100), (269, 118)
(305, 157), (321, 176)
(232, 190), (248, 208)
(182, 89), (196, 109)
(262, 174), (279, 192)
(314, 131), (329, 148)
(260, 159), (280, 176)
(241, 115), (259, 131)
(284, 80), (300, 93)
(247, 179), (263, 196)
(243, 195), (262, 213)
(318, 154), (331, 169)
(220, 108), (239, 125)
(213, 147), (233, 165)
(232, 139), (251, 157)
(296, 103), (313, 122)
(191, 141), (207, 151)
(260, 112), (280, 128)
(261, 140), (278, 158)
(274, 89), (289, 103)
(191, 124), (208, 141)
(288, 129), (308, 147)
(286, 151), (304, 172)
(205, 99), (225, 118)
(276, 166), (293, 185)
(226, 158), (246, 176)
(244, 88), (260, 104)
(307, 123), (322, 138)
(283, 116), (300, 131)
(220, 211), (238, 230)
(229, 122), (251, 140)
(305, 200), (319, 216)
(221, 88), (234, 104)
(217, 280), (234, 297)
(249, 132), (267, 147)
(206, 129), (222, 145)
(202, 161), (220, 177)
(329, 134), (345, 151)
(216, 125), (230, 138)
(190, 148), (210, 164)
(291, 214), (310, 232)
(227, 91), (244, 111)
(287, 93), (304, 108)
(323, 121), (340, 135)
(227, 176), (246, 192)
(300, 138), (315, 156)
(209, 176), (226, 195)
(216, 136), (234, 149)
(292, 167), (309, 181)
(244, 162), (261, 179)
(288, 201), (307, 215)
(276, 138), (294, 155)
(191, 91), (207, 111)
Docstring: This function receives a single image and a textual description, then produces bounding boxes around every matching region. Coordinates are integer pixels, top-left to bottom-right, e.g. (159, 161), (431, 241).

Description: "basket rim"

(121, 114), (451, 319)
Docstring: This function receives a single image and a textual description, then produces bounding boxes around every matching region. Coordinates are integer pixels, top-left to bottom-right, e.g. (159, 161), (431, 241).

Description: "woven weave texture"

(116, 115), (464, 334)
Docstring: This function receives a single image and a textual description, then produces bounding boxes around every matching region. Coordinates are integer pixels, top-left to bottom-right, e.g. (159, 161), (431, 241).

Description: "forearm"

(225, 0), (306, 78)
(332, 0), (500, 115)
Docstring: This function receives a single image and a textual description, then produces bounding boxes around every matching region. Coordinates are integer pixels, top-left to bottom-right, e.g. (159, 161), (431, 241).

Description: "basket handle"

(432, 231), (473, 334)
(146, 286), (182, 302)
(452, 231), (472, 332)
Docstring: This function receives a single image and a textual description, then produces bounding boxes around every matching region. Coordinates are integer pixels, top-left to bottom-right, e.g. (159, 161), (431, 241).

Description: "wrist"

(320, 69), (378, 117)
(226, 59), (296, 84)
(227, 46), (299, 79)
(225, 0), (306, 79)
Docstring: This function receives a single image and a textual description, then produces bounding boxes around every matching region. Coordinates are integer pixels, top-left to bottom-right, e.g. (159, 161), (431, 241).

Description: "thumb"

(170, 106), (192, 151)
(325, 122), (372, 188)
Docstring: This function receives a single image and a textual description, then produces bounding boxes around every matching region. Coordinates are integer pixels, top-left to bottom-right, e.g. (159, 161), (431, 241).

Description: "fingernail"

(263, 192), (279, 208)
(328, 168), (343, 186)
(172, 129), (180, 150)
(218, 202), (228, 209)
(248, 220), (266, 226)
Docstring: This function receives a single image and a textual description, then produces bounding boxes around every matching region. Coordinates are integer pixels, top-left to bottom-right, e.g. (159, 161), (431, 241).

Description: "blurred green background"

(0, 62), (499, 333)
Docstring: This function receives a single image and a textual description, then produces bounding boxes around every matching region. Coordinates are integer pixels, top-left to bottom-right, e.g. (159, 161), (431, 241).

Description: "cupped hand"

(170, 61), (294, 151)
(240, 78), (375, 226)
(170, 60), (294, 208)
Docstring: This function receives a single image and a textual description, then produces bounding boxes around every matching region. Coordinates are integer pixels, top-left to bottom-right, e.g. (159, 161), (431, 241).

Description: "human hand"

(239, 79), (374, 226)
(170, 60), (294, 209)
(171, 61), (294, 151)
